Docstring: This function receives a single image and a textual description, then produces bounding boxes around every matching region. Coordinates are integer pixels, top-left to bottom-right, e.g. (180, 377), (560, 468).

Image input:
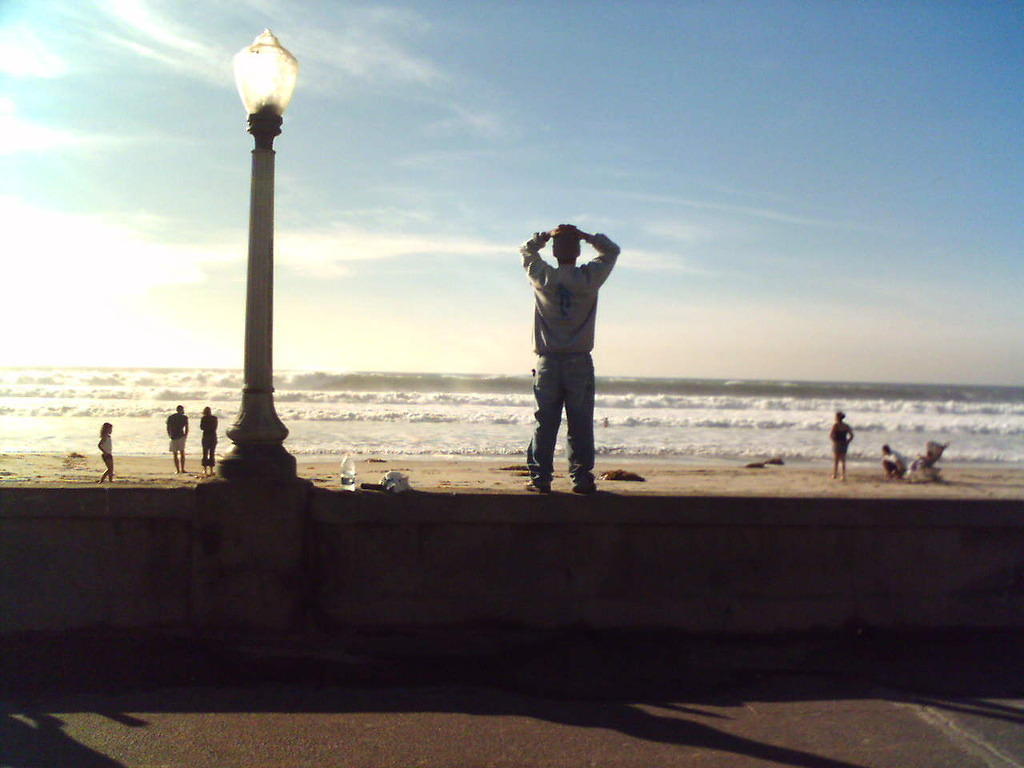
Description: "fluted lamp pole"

(219, 29), (299, 481)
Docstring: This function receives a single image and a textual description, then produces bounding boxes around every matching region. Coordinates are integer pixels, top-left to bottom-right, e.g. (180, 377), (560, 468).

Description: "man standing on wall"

(166, 405), (189, 474)
(521, 224), (620, 494)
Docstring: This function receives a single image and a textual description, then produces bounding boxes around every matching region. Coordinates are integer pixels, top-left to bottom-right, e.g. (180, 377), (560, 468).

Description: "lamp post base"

(218, 442), (297, 481)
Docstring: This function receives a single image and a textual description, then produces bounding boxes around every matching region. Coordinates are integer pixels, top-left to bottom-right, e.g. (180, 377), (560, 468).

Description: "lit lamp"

(219, 30), (299, 480)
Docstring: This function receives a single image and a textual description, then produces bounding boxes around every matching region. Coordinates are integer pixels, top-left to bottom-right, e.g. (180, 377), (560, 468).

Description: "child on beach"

(98, 422), (114, 483)
(829, 411), (854, 480)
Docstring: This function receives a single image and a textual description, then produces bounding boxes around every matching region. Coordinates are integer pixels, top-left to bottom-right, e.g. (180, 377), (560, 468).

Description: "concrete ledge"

(310, 490), (1024, 633)
(1, 491), (194, 632)
(2, 487), (1022, 634)
(0, 487), (194, 519)
(309, 490), (1024, 527)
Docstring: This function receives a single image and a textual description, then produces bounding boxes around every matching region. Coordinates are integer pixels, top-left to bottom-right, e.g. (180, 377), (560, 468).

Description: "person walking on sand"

(166, 405), (189, 474)
(199, 406), (218, 476)
(830, 410), (854, 480)
(521, 223), (620, 494)
(97, 422), (114, 483)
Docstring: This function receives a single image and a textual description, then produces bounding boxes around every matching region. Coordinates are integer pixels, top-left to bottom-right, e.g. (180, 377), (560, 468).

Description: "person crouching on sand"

(829, 410), (854, 480)
(881, 444), (908, 480)
(98, 422), (114, 483)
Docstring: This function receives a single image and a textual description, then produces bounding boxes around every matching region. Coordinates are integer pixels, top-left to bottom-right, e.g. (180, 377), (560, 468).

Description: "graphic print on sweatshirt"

(557, 285), (572, 318)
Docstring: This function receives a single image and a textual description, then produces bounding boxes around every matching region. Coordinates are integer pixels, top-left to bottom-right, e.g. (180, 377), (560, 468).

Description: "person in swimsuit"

(98, 422), (114, 483)
(829, 411), (854, 480)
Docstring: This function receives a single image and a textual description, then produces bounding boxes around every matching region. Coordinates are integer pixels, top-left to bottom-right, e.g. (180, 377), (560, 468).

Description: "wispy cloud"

(620, 191), (865, 229)
(287, 9), (509, 139)
(392, 147), (501, 169)
(625, 248), (715, 274)
(94, 0), (229, 86)
(94, 0), (445, 91)
(0, 98), (93, 154)
(295, 17), (445, 91)
(277, 224), (508, 278)
(86, 0), (503, 137)
(0, 25), (70, 78)
(642, 221), (711, 244)
(0, 96), (179, 154)
(1, 201), (521, 360)
(0, 198), (239, 293)
(422, 102), (509, 139)
(0, 195), (247, 366)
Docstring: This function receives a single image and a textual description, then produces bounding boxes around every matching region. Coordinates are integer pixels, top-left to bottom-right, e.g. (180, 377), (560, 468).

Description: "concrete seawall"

(1, 488), (194, 633)
(2, 484), (1023, 634)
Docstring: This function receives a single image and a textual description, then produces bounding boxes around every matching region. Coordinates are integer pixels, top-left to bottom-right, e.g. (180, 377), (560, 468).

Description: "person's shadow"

(4, 630), (1023, 768)
(1, 690), (866, 768)
(0, 710), (131, 768)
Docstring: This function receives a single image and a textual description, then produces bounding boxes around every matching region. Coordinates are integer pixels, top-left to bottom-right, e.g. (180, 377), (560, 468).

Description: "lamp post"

(219, 29), (299, 481)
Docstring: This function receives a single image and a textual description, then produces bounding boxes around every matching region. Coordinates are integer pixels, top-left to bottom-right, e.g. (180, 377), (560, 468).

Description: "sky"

(1, 0), (1021, 384)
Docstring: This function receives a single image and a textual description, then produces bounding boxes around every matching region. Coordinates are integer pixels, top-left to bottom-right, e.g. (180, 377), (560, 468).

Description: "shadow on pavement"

(0, 711), (129, 768)
(2, 628), (1023, 768)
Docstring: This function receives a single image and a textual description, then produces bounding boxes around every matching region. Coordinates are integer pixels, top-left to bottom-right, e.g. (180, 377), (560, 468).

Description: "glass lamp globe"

(233, 29), (298, 116)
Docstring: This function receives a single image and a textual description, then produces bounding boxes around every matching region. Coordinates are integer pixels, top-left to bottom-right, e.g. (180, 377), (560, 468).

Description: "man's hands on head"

(557, 229), (594, 244)
(532, 227), (596, 242)
(528, 231), (551, 250)
(527, 226), (609, 252)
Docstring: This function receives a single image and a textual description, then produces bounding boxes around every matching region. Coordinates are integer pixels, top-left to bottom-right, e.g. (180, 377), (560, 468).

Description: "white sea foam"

(1, 367), (1022, 463)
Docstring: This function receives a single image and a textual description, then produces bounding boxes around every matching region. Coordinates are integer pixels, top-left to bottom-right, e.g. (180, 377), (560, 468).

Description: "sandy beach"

(1, 452), (1022, 499)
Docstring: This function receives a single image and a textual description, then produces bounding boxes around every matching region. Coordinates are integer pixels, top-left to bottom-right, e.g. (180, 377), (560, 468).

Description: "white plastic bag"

(381, 470), (411, 493)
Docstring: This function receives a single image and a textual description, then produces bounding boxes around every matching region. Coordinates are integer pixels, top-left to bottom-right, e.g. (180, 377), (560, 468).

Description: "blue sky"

(2, 0), (1021, 383)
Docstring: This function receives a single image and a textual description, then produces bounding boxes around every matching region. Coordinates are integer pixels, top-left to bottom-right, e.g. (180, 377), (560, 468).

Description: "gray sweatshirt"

(521, 233), (620, 357)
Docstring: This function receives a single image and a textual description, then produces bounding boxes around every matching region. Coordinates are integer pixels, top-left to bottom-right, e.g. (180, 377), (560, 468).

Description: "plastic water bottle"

(340, 455), (356, 491)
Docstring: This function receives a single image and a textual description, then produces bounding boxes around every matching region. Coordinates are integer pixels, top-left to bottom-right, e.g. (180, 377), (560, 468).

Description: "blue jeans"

(527, 353), (595, 489)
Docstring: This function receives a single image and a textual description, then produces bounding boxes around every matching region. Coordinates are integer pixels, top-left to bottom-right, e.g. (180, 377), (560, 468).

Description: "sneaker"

(525, 481), (552, 494)
(572, 484), (597, 495)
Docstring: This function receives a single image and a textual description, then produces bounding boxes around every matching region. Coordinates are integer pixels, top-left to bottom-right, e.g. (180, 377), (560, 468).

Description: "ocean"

(1, 367), (1022, 465)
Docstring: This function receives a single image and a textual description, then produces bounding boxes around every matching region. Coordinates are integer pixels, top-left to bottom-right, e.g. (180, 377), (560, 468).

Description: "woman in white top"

(98, 422), (114, 483)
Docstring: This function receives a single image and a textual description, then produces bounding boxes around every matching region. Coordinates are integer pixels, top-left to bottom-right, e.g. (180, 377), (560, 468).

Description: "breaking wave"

(1, 367), (1022, 463)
